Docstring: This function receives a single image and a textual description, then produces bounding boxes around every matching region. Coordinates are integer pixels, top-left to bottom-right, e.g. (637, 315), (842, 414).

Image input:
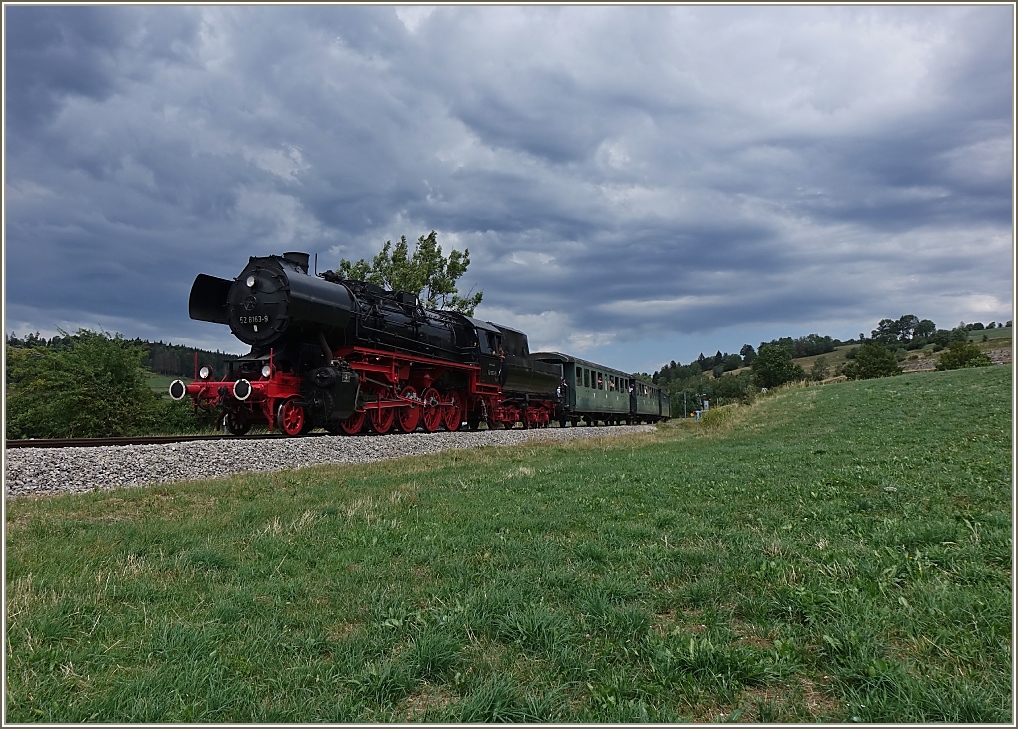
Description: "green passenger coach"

(532, 352), (671, 427)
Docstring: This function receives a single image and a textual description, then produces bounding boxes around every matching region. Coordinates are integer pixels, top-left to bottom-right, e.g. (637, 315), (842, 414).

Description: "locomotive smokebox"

(188, 253), (358, 349)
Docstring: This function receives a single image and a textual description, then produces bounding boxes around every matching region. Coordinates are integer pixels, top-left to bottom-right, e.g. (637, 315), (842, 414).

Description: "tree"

(841, 342), (901, 380)
(935, 340), (993, 370)
(871, 318), (900, 345)
(915, 319), (936, 339)
(6, 329), (159, 438)
(896, 314), (920, 342)
(751, 344), (807, 389)
(740, 344), (756, 365)
(809, 356), (830, 382)
(327, 231), (483, 315)
(722, 353), (743, 372)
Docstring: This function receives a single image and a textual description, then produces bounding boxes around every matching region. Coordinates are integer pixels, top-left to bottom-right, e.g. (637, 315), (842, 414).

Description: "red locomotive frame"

(181, 345), (557, 436)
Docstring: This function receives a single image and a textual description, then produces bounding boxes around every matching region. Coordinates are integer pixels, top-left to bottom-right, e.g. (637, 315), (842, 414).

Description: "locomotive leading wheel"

(442, 391), (463, 432)
(224, 409), (252, 436)
(277, 398), (307, 436)
(421, 387), (443, 432)
(396, 386), (421, 433)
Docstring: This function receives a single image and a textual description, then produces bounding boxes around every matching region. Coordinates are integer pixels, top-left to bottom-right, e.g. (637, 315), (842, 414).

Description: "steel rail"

(4, 432), (333, 450)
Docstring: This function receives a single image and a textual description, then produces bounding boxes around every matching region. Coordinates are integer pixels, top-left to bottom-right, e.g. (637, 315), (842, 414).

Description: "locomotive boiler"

(172, 251), (562, 435)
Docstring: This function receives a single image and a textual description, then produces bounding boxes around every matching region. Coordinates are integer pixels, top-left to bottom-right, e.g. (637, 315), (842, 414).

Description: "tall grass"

(5, 366), (1011, 722)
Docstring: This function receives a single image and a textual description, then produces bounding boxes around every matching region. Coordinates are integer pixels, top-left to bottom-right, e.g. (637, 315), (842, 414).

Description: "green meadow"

(4, 366), (1012, 722)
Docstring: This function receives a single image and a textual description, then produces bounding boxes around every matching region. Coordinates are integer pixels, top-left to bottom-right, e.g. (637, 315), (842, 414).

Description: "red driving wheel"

(421, 387), (443, 432)
(396, 386), (420, 433)
(338, 411), (366, 435)
(370, 388), (396, 435)
(443, 391), (463, 432)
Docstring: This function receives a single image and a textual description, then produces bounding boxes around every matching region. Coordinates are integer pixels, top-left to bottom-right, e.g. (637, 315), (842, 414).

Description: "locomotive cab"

(465, 316), (505, 384)
(492, 325), (560, 398)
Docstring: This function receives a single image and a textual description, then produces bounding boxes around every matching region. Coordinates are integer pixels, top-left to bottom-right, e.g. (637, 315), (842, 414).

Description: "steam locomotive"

(171, 251), (669, 435)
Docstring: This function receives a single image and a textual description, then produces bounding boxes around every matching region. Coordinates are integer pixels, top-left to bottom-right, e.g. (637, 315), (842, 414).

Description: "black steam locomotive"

(172, 252), (565, 435)
(173, 251), (669, 435)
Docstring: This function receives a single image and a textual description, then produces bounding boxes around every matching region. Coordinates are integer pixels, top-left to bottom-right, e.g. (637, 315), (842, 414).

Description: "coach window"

(584, 368), (590, 388)
(576, 366), (582, 384)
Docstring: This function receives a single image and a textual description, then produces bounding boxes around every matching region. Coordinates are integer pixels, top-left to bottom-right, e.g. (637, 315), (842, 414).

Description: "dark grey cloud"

(3, 4), (1012, 372)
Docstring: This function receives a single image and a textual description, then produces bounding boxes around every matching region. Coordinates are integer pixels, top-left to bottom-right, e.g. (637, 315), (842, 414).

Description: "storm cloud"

(4, 4), (1013, 372)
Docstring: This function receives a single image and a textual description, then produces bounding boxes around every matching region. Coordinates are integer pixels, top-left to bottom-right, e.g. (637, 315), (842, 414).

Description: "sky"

(3, 3), (1014, 375)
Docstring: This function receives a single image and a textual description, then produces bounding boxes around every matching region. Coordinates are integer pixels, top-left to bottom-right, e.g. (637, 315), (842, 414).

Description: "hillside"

(714, 327), (1011, 383)
(4, 366), (1010, 723)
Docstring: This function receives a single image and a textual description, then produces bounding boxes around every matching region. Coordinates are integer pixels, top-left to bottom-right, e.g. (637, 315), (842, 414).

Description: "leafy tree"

(327, 231), (483, 315)
(809, 356), (830, 382)
(740, 344), (756, 365)
(935, 340), (993, 370)
(915, 319), (936, 339)
(751, 345), (807, 389)
(896, 314), (920, 341)
(712, 370), (753, 402)
(722, 353), (743, 372)
(841, 342), (901, 380)
(871, 318), (900, 344)
(6, 329), (160, 438)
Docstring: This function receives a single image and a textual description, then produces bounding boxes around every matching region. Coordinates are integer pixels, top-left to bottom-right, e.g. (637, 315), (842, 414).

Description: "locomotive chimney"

(282, 251), (310, 273)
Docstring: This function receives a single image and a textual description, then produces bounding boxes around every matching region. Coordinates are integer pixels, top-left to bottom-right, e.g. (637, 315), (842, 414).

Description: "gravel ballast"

(5, 425), (657, 499)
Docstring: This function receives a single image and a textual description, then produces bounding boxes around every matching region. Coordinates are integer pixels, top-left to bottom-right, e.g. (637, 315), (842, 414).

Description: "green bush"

(936, 340), (993, 371)
(751, 345), (806, 389)
(841, 342), (901, 380)
(6, 330), (158, 438)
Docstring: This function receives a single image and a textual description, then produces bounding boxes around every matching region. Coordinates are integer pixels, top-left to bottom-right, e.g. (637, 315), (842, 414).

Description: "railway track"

(4, 432), (332, 450)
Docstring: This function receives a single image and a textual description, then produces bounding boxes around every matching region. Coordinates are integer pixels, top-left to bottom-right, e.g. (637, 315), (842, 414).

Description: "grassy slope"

(146, 372), (178, 394)
(970, 326), (1012, 342)
(4, 367), (1012, 722)
(729, 327), (1012, 378)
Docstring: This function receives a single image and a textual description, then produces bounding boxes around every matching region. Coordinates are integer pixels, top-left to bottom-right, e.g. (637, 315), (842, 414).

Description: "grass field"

(146, 372), (178, 395)
(970, 326), (1012, 343)
(4, 366), (1012, 722)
